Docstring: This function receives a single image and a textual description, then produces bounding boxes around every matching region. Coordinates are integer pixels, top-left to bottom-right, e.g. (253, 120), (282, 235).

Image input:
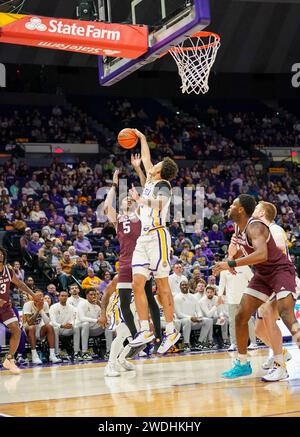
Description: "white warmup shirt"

(199, 295), (228, 318)
(77, 299), (100, 324)
(67, 295), (85, 308)
(23, 302), (50, 328)
(174, 293), (202, 319)
(218, 266), (253, 305)
(49, 303), (77, 328)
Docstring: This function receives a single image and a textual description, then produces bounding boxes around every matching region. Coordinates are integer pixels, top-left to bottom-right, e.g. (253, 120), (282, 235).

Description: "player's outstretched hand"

(112, 169), (119, 185)
(129, 184), (140, 201)
(212, 261), (229, 276)
(131, 153), (142, 169)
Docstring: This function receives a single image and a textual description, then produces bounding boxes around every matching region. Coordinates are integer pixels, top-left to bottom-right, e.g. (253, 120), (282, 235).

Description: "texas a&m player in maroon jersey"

(0, 247), (37, 374)
(213, 194), (299, 380)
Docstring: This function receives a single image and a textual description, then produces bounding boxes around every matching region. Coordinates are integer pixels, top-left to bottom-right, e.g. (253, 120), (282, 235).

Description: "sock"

(273, 354), (284, 366)
(49, 348), (56, 357)
(109, 336), (125, 365)
(140, 320), (150, 331)
(118, 344), (131, 363)
(268, 348), (274, 358)
(238, 354), (248, 365)
(166, 322), (175, 334)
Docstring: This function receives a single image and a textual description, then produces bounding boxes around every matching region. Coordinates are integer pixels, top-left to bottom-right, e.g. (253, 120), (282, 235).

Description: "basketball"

(117, 128), (138, 149)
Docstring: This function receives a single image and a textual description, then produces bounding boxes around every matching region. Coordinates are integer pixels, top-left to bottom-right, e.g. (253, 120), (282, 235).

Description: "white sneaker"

(157, 329), (181, 355)
(247, 343), (258, 350)
(49, 355), (62, 364)
(104, 363), (120, 377)
(31, 355), (43, 365)
(261, 363), (289, 382)
(227, 344), (237, 352)
(138, 350), (147, 357)
(3, 358), (21, 375)
(129, 330), (155, 347)
(262, 348), (292, 370)
(117, 359), (135, 371)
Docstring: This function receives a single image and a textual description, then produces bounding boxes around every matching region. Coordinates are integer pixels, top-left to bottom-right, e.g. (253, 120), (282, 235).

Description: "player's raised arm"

(131, 153), (146, 187)
(104, 170), (119, 225)
(132, 129), (153, 173)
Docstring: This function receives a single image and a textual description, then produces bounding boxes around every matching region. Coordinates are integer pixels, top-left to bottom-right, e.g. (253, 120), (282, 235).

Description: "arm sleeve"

(77, 302), (97, 323)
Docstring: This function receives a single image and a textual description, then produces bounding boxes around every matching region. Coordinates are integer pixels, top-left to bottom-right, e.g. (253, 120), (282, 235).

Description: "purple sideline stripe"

(98, 0), (211, 86)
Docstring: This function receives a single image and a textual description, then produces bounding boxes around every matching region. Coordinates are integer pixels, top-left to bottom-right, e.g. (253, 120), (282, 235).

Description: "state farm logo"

(24, 16), (120, 41)
(25, 17), (47, 32)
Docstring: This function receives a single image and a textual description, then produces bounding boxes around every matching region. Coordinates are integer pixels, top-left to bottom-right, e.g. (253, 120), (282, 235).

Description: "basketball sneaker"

(247, 343), (258, 350)
(3, 357), (21, 375)
(262, 348), (292, 370)
(261, 363), (289, 382)
(157, 329), (180, 355)
(49, 354), (62, 364)
(129, 330), (155, 348)
(125, 344), (146, 359)
(221, 360), (252, 379)
(104, 363), (120, 377)
(227, 344), (237, 352)
(117, 358), (135, 372)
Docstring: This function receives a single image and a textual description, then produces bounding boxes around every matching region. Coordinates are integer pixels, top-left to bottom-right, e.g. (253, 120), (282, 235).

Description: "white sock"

(273, 354), (284, 366)
(268, 348), (274, 358)
(50, 348), (56, 357)
(238, 354), (248, 365)
(31, 349), (38, 357)
(109, 335), (125, 365)
(118, 344), (131, 363)
(140, 320), (150, 331)
(166, 322), (175, 334)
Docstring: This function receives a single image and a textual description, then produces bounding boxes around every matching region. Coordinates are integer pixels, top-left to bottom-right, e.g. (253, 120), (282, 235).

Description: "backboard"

(98, 0), (210, 86)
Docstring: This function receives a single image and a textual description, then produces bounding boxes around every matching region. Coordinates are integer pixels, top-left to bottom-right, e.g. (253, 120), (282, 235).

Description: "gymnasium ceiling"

(0, 0), (300, 73)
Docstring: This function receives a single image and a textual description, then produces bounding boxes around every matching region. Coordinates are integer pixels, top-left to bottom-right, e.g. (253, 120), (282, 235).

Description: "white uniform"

(23, 301), (50, 339)
(132, 178), (172, 279)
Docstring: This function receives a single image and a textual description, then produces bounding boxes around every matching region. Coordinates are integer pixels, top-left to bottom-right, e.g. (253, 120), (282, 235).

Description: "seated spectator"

(22, 290), (61, 364)
(74, 231), (93, 255)
(67, 283), (85, 308)
(22, 181), (37, 196)
(191, 226), (208, 246)
(82, 267), (102, 290)
(169, 220), (182, 238)
(199, 286), (229, 345)
(30, 204), (46, 223)
(78, 216), (92, 235)
(98, 271), (111, 296)
(64, 197), (78, 218)
(102, 239), (117, 263)
(60, 251), (75, 276)
(210, 205), (224, 226)
(27, 232), (43, 256)
(68, 245), (79, 261)
(65, 216), (74, 235)
(169, 248), (179, 267)
(174, 280), (213, 352)
(191, 245), (209, 268)
(81, 253), (90, 268)
(51, 211), (66, 226)
(188, 266), (203, 292)
(38, 238), (53, 270)
(180, 244), (194, 264)
(44, 295), (52, 308)
(25, 276), (37, 292)
(168, 263), (188, 297)
(174, 232), (194, 251)
(12, 261), (24, 282)
(208, 224), (225, 244)
(207, 275), (219, 294)
(191, 280), (206, 301)
(42, 218), (56, 238)
(45, 283), (59, 305)
(77, 288), (112, 360)
(55, 263), (70, 290)
(49, 291), (81, 360)
(28, 174), (41, 192)
(92, 252), (114, 278)
(199, 240), (214, 263)
(71, 257), (88, 283)
(46, 246), (62, 269)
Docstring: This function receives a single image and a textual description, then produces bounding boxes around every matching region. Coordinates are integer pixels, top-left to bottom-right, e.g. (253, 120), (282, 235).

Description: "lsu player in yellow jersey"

(250, 201), (295, 381)
(129, 129), (180, 354)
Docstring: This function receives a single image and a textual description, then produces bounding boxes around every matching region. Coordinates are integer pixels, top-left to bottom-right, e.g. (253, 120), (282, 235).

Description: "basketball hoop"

(169, 31), (221, 95)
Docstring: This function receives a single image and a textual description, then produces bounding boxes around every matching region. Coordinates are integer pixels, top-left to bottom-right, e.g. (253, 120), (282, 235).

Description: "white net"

(169, 32), (221, 95)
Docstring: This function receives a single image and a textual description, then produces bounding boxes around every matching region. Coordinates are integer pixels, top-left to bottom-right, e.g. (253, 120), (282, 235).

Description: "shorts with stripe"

(132, 227), (171, 279)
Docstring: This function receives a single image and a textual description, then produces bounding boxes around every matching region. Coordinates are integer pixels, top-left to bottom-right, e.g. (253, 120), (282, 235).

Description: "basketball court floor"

(0, 345), (300, 417)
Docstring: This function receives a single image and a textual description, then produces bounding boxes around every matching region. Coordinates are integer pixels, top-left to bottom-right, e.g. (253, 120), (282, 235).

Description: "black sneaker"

(82, 352), (93, 361)
(74, 352), (83, 362)
(126, 344), (146, 359)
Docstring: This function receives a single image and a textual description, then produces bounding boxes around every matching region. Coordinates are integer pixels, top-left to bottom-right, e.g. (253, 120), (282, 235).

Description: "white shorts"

(107, 291), (136, 331)
(132, 227), (171, 279)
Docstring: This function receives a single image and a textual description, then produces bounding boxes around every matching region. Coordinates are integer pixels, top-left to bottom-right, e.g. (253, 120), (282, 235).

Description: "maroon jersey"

(117, 213), (141, 269)
(236, 218), (293, 274)
(0, 265), (12, 304)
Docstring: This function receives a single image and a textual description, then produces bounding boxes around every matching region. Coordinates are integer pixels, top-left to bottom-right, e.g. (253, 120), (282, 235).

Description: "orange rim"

(169, 31), (220, 53)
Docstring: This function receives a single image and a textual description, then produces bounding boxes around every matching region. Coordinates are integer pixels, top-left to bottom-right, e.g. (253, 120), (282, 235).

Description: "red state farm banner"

(0, 13), (148, 58)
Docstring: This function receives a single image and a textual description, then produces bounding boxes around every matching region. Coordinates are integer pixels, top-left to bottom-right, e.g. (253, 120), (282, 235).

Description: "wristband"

(227, 260), (237, 268)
